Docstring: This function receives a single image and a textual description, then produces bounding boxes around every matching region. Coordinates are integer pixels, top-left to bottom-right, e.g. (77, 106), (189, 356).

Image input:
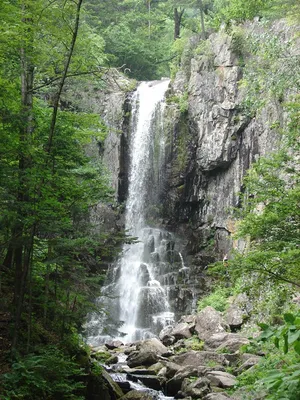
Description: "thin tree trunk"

(199, 0), (206, 40)
(45, 0), (83, 155)
(174, 8), (184, 40)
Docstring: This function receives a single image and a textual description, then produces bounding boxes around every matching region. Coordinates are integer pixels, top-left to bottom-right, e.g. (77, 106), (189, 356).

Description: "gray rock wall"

(161, 22), (292, 262)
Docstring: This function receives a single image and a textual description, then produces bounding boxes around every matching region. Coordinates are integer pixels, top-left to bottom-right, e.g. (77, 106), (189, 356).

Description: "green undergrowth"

(1, 344), (91, 400)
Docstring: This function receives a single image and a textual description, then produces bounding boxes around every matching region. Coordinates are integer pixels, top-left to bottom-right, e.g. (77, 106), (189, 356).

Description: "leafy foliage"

(2, 346), (85, 400)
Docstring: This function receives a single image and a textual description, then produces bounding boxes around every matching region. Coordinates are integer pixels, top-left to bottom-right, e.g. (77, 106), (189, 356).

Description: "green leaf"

(294, 341), (300, 355)
(284, 313), (296, 324)
(288, 330), (300, 344)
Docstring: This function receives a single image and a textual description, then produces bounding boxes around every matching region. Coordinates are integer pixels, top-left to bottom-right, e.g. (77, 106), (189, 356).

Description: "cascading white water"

(86, 79), (195, 346)
(117, 80), (172, 342)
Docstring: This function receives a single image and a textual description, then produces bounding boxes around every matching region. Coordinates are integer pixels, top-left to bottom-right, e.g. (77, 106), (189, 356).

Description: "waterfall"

(117, 80), (172, 342)
(86, 79), (191, 345)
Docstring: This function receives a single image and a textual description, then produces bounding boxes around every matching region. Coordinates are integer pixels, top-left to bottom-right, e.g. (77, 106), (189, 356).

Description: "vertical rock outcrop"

(161, 22), (293, 261)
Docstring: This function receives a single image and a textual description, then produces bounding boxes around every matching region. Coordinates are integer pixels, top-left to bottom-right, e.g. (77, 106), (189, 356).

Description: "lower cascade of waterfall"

(86, 79), (191, 346)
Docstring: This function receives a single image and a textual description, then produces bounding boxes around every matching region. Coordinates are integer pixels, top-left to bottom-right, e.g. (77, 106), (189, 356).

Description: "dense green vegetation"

(0, 0), (299, 399)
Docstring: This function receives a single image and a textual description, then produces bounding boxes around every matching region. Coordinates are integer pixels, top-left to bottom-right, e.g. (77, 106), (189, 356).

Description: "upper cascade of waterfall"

(125, 79), (170, 235)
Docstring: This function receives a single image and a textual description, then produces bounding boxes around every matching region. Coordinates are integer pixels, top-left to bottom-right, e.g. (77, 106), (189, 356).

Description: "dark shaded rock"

(105, 340), (124, 350)
(106, 355), (119, 365)
(138, 263), (150, 286)
(164, 361), (183, 379)
(127, 373), (164, 390)
(127, 351), (158, 368)
(195, 307), (229, 341)
(102, 370), (124, 399)
(162, 335), (176, 346)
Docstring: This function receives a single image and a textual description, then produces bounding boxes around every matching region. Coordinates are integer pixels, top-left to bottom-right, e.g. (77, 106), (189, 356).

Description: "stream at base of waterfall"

(85, 80), (190, 348)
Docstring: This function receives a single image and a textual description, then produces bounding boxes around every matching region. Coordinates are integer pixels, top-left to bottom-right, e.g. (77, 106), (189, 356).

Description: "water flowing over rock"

(86, 80), (193, 345)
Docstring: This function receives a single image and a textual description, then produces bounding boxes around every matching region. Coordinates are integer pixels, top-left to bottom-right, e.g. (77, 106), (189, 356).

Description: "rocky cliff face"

(161, 21), (294, 263)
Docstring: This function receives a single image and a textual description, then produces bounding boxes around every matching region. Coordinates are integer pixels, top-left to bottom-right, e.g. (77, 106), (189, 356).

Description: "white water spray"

(117, 80), (172, 342)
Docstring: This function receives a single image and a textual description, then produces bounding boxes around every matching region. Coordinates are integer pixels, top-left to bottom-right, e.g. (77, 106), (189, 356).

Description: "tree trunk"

(199, 0), (206, 40)
(174, 8), (184, 40)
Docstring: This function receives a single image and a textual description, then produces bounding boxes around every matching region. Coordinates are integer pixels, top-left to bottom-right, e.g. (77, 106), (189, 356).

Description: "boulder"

(236, 355), (262, 374)
(120, 390), (152, 400)
(204, 332), (246, 349)
(216, 336), (249, 353)
(127, 373), (164, 390)
(204, 394), (233, 400)
(105, 340), (124, 350)
(126, 351), (158, 368)
(165, 365), (206, 396)
(171, 351), (228, 367)
(101, 370), (124, 399)
(159, 325), (174, 340)
(162, 335), (176, 346)
(225, 305), (244, 329)
(164, 361), (183, 379)
(136, 338), (168, 355)
(147, 361), (164, 374)
(181, 376), (211, 398)
(106, 355), (119, 365)
(206, 371), (237, 388)
(225, 293), (252, 330)
(178, 315), (196, 325)
(172, 322), (193, 339)
(195, 307), (229, 340)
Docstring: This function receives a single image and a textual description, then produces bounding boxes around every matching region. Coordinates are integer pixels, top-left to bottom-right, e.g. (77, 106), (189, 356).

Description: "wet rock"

(101, 370), (124, 399)
(127, 373), (164, 390)
(195, 307), (229, 340)
(206, 371), (237, 388)
(138, 263), (150, 286)
(171, 350), (228, 367)
(179, 315), (196, 326)
(150, 251), (160, 263)
(143, 235), (155, 261)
